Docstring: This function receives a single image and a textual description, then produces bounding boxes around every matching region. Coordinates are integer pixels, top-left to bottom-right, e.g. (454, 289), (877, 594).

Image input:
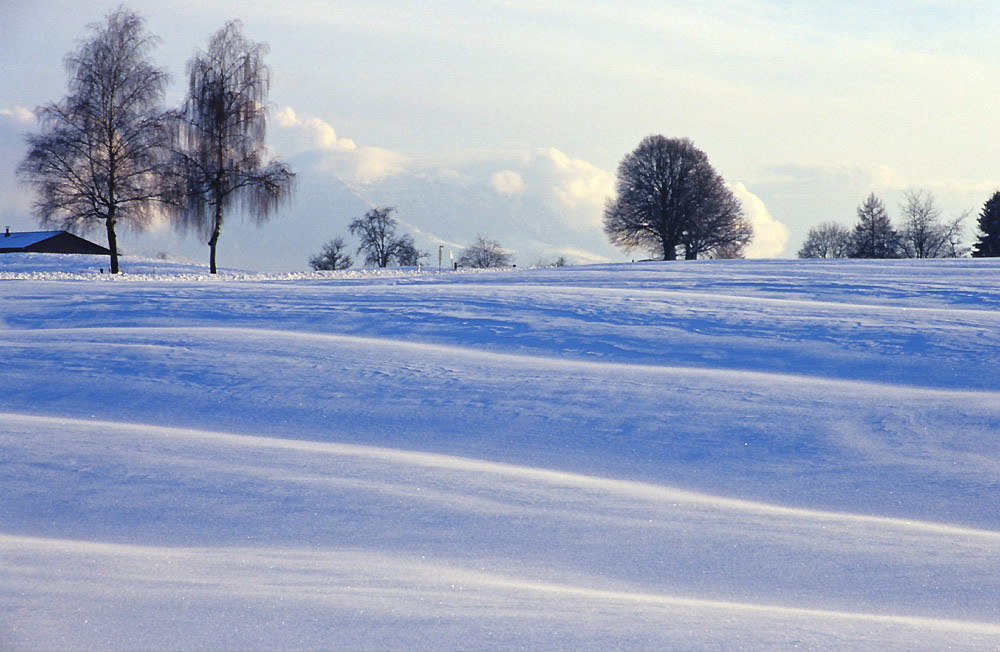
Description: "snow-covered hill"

(2, 255), (999, 650)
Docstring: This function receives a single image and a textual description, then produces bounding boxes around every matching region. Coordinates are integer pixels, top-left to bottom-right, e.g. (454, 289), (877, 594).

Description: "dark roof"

(0, 230), (112, 255)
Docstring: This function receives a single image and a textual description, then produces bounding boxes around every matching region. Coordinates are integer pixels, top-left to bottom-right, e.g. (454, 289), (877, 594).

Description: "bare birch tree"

(18, 8), (172, 274)
(172, 21), (293, 273)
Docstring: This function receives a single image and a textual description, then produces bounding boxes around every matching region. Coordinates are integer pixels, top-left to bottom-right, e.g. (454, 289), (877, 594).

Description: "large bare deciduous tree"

(603, 135), (751, 261)
(172, 21), (293, 274)
(18, 8), (172, 274)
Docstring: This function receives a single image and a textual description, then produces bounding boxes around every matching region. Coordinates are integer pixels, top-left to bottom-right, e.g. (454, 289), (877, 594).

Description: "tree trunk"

(208, 230), (219, 274)
(208, 204), (222, 274)
(105, 210), (119, 274)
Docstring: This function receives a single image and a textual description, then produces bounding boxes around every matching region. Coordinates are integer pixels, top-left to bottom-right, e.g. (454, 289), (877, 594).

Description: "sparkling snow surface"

(1, 253), (999, 650)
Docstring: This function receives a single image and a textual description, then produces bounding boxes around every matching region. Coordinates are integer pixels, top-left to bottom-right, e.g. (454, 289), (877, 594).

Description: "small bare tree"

(18, 8), (172, 274)
(348, 206), (414, 267)
(532, 255), (568, 268)
(457, 235), (512, 268)
(172, 21), (294, 273)
(897, 190), (967, 258)
(309, 236), (353, 270)
(798, 222), (852, 258)
(394, 235), (428, 267)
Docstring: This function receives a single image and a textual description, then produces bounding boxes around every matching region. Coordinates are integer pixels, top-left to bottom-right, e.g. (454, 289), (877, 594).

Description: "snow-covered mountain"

(2, 255), (999, 650)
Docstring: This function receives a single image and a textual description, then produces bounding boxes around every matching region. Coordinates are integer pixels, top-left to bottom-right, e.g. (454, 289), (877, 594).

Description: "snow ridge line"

(6, 411), (1000, 540)
(4, 325), (1000, 399)
(2, 532), (999, 635)
(0, 265), (502, 283)
(423, 282), (1000, 317)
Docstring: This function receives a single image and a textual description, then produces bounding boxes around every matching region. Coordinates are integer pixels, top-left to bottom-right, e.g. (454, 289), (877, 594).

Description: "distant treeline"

(799, 190), (1000, 259)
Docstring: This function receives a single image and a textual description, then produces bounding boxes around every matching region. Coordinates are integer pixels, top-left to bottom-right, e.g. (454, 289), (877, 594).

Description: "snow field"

(1, 255), (999, 650)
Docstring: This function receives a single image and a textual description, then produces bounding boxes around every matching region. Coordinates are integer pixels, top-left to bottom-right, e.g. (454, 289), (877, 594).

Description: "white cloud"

(435, 168), (462, 182)
(534, 147), (614, 213)
(350, 147), (410, 184)
(865, 164), (999, 197)
(270, 124), (621, 263)
(490, 170), (525, 195)
(274, 106), (356, 151)
(0, 106), (35, 124)
(274, 106), (408, 185)
(0, 106), (36, 220)
(868, 164), (908, 191)
(729, 182), (788, 259)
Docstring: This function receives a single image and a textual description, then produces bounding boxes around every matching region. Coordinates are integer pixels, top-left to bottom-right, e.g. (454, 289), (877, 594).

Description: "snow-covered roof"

(0, 229), (112, 255)
(1, 231), (65, 248)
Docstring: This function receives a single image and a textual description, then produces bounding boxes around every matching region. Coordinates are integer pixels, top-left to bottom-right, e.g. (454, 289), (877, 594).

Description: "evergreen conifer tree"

(849, 193), (899, 258)
(971, 191), (1000, 258)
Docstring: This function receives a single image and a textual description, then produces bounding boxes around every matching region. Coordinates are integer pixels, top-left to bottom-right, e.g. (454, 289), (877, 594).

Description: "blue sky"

(2, 0), (998, 269)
